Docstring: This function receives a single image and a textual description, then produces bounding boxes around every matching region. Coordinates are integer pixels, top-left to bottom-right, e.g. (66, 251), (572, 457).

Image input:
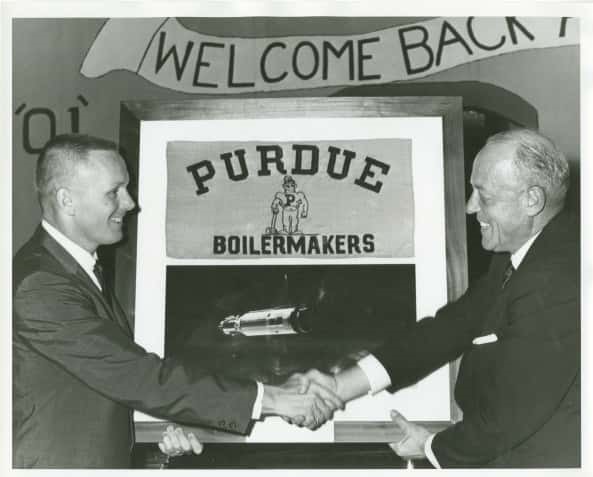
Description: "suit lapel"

(477, 211), (576, 337)
(476, 253), (511, 334)
(38, 226), (132, 337)
(104, 285), (133, 337)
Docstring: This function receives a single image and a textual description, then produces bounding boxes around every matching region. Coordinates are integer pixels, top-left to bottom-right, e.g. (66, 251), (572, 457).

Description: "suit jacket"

(373, 210), (580, 467)
(13, 226), (257, 468)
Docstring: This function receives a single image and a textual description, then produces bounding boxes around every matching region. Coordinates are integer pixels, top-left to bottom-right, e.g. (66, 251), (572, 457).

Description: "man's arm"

(293, 273), (490, 401)
(14, 271), (341, 433)
(310, 303), (479, 402)
(293, 353), (392, 405)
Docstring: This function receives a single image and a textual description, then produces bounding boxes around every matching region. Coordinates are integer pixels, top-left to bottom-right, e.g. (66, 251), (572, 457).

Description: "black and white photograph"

(3, 1), (590, 472)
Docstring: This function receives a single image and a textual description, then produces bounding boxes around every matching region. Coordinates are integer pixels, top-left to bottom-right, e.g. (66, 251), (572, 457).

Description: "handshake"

(159, 355), (431, 463)
(259, 348), (370, 429)
(262, 369), (343, 430)
(159, 368), (344, 458)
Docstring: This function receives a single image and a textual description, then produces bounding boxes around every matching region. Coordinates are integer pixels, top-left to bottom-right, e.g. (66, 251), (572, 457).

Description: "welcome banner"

(81, 17), (578, 94)
(166, 138), (414, 259)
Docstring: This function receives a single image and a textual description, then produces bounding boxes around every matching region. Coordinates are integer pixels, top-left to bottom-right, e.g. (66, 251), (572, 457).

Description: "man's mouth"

(478, 220), (490, 229)
(111, 216), (124, 224)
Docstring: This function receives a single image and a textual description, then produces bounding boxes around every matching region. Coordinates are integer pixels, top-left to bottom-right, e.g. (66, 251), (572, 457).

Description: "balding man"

(13, 134), (343, 468)
(302, 129), (579, 467)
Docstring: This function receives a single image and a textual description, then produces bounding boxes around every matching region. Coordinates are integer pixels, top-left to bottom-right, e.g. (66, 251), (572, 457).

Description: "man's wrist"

(251, 381), (264, 419)
(333, 364), (372, 402)
(356, 354), (391, 394)
(261, 384), (279, 415)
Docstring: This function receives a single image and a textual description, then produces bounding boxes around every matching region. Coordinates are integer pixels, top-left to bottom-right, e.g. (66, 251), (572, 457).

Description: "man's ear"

(55, 188), (75, 216)
(525, 185), (546, 216)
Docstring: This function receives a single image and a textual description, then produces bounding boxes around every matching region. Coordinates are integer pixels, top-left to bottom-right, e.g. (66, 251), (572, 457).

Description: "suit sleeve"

(13, 271), (257, 434)
(432, 254), (579, 467)
(372, 269), (493, 390)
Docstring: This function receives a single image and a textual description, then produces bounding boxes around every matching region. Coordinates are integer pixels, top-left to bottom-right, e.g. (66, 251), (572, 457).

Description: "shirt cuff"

(356, 354), (392, 394)
(251, 381), (264, 419)
(424, 433), (442, 469)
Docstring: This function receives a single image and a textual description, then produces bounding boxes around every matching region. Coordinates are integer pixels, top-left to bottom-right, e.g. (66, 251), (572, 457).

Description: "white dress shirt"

(41, 220), (265, 419)
(358, 231), (541, 468)
(42, 220), (101, 289)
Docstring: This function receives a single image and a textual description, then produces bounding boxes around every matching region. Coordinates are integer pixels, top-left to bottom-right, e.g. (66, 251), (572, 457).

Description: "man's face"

(68, 149), (135, 253)
(284, 181), (296, 193)
(466, 142), (533, 254)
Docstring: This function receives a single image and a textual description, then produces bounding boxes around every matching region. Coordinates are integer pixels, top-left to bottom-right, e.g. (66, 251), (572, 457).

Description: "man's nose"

(466, 191), (479, 215)
(121, 189), (136, 212)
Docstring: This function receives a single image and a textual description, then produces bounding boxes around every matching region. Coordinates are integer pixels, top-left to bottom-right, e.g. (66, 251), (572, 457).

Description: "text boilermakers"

(213, 233), (376, 255)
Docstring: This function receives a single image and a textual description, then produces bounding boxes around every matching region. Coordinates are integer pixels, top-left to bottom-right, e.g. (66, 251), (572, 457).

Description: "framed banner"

(116, 97), (466, 444)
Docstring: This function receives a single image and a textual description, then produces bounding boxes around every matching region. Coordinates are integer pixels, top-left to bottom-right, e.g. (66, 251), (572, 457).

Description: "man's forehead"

(472, 143), (524, 194)
(473, 143), (515, 174)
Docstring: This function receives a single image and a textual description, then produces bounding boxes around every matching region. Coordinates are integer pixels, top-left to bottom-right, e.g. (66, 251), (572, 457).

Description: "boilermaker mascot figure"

(268, 176), (309, 235)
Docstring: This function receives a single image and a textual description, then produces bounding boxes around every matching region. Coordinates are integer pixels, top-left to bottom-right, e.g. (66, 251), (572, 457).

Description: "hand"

(290, 369), (339, 396)
(388, 410), (431, 460)
(280, 369), (342, 427)
(262, 373), (344, 430)
(158, 425), (203, 457)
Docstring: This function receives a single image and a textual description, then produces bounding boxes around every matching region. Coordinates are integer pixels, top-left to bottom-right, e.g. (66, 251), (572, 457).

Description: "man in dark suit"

(12, 134), (343, 468)
(302, 128), (579, 467)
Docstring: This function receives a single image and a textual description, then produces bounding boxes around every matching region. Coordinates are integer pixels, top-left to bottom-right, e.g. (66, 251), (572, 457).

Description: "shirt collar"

(510, 231), (541, 269)
(41, 219), (100, 287)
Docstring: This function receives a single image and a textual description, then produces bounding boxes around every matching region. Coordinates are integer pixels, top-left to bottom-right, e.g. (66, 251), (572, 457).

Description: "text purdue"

(186, 143), (391, 196)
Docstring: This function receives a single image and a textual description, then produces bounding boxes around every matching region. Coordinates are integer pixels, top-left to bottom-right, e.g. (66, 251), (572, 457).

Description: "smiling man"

(300, 128), (580, 467)
(466, 136), (567, 255)
(12, 134), (343, 468)
(53, 146), (136, 250)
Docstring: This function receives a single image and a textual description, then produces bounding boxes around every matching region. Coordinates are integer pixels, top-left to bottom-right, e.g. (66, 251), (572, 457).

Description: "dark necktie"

(501, 260), (515, 289)
(93, 261), (112, 307)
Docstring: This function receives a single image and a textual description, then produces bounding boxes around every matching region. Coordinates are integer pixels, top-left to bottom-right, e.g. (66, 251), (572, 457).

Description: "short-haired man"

(13, 134), (343, 468)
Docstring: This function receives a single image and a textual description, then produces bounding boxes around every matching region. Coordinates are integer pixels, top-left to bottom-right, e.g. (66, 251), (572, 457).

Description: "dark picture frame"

(117, 96), (466, 444)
